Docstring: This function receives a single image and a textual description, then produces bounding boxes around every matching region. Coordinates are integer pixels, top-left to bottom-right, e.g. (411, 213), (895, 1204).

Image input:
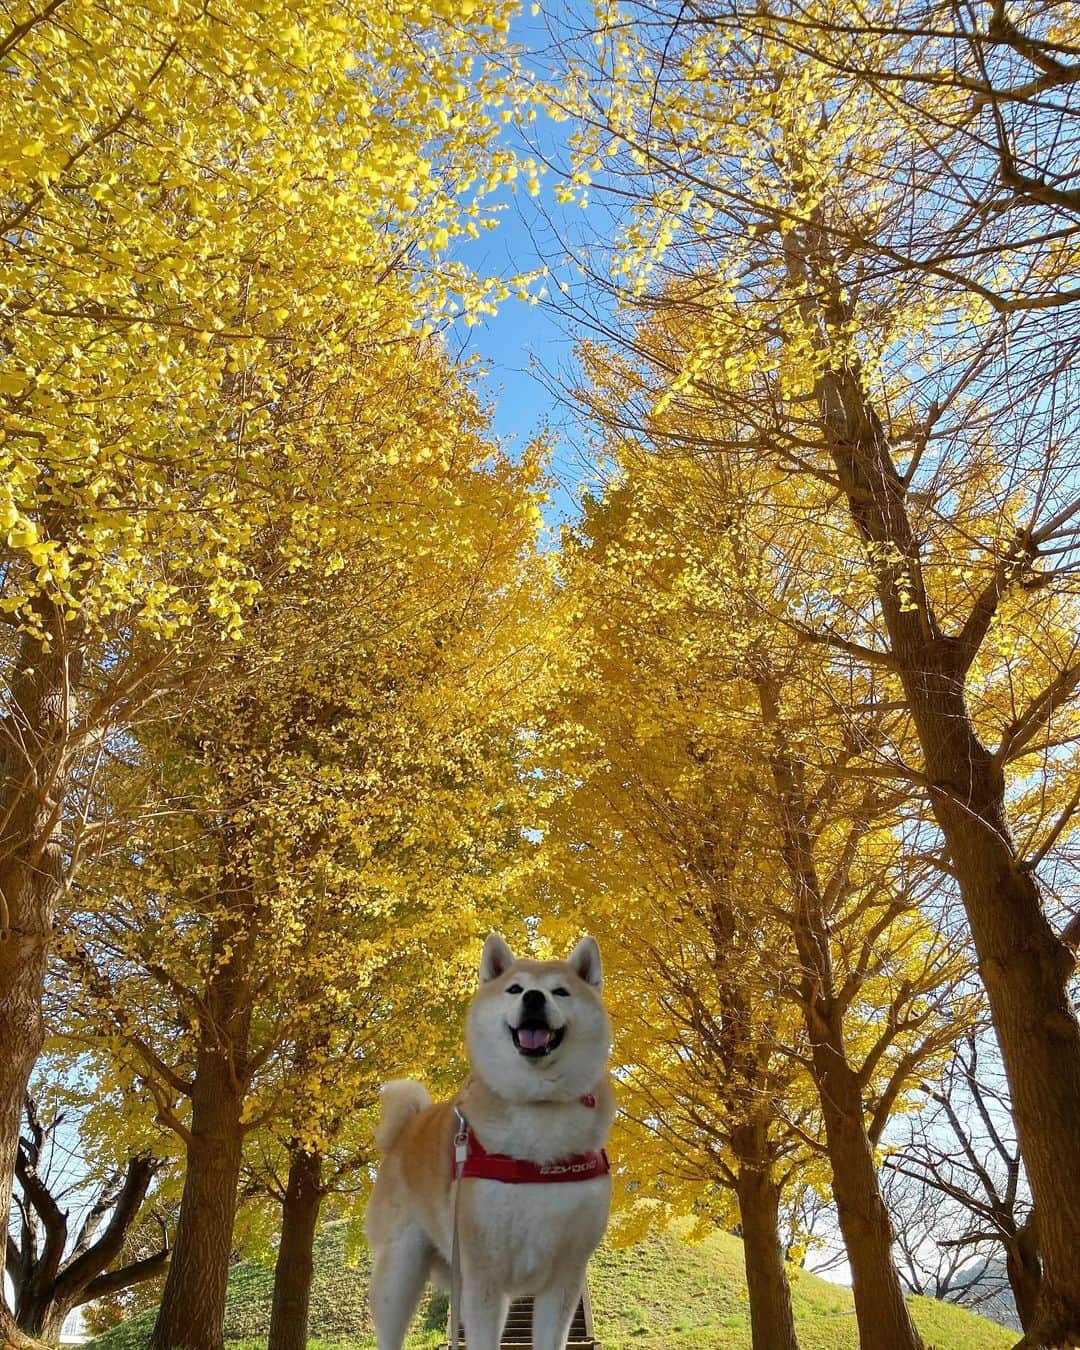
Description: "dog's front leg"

(461, 1274), (509, 1350)
(532, 1273), (586, 1350)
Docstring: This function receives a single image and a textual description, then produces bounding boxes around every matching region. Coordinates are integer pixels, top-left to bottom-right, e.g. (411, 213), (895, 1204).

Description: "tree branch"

(54, 1155), (163, 1305)
(995, 661), (1080, 764)
(80, 1248), (170, 1304)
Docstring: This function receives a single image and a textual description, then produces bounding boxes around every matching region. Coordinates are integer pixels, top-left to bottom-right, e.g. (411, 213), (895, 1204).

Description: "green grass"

(85, 1222), (1015, 1350)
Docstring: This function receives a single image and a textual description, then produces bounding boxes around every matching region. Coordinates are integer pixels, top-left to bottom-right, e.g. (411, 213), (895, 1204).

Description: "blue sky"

(455, 197), (591, 528)
(447, 6), (616, 533)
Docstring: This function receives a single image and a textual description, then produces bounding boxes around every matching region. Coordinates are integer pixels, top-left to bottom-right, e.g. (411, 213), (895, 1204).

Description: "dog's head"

(465, 934), (611, 1102)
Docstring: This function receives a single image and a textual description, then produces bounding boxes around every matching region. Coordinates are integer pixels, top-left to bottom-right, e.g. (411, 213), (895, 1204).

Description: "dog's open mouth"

(511, 1023), (565, 1058)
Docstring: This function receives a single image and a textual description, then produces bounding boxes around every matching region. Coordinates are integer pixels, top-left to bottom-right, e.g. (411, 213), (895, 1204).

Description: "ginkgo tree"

(56, 326), (546, 1350)
(549, 4), (1080, 1341)
(537, 537), (817, 1350)
(3, 1083), (169, 1342)
(536, 427), (975, 1350)
(248, 934), (480, 1350)
(0, 0), (539, 1342)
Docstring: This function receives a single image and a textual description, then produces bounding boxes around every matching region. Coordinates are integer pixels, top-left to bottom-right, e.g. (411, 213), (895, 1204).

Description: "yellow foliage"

(0, 0), (533, 643)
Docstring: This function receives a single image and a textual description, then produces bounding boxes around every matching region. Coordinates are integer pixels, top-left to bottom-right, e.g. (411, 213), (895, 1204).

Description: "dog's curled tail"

(374, 1079), (432, 1154)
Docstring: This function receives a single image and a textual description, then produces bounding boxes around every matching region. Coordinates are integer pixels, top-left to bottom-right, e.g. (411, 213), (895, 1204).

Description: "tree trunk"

(268, 1147), (323, 1350)
(0, 621), (75, 1321)
(18, 1301), (70, 1343)
(16, 1249), (170, 1339)
(150, 880), (254, 1350)
(148, 1044), (245, 1350)
(0, 1306), (46, 1350)
(756, 676), (924, 1350)
(13, 1150), (163, 1339)
(812, 1043), (923, 1350)
(1005, 1215), (1042, 1336)
(732, 1140), (799, 1350)
(814, 360), (1080, 1345)
(923, 764), (1078, 1346)
(0, 959), (45, 1319)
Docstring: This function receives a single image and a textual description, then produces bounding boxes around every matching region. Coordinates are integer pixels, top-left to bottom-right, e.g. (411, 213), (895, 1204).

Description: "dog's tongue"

(517, 1027), (550, 1051)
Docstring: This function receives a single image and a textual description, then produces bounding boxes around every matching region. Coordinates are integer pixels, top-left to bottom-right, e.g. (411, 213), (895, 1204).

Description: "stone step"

(446, 1292), (596, 1349)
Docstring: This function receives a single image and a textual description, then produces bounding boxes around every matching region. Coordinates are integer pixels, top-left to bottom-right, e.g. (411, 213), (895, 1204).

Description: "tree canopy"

(3, 2), (1079, 1348)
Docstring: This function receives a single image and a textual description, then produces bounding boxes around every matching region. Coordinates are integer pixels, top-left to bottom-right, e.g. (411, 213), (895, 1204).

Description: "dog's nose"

(521, 989), (546, 1013)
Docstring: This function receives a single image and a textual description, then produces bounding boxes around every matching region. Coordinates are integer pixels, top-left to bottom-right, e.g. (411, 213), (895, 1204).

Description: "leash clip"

(452, 1108), (469, 1179)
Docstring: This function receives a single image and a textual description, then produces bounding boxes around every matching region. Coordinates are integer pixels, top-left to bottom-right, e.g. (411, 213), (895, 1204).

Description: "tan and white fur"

(366, 934), (615, 1350)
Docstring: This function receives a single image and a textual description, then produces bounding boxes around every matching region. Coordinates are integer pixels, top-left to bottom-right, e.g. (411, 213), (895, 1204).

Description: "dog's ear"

(567, 935), (603, 990)
(480, 932), (516, 982)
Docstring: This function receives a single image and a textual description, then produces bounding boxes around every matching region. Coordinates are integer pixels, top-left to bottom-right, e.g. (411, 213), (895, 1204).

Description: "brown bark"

(18, 1303), (65, 1345)
(12, 1148), (163, 1338)
(10, 1099), (67, 1331)
(150, 882), (254, 1350)
(82, 1248), (170, 1302)
(0, 1305), (46, 1350)
(811, 1043), (922, 1350)
(27, 1250), (171, 1341)
(1006, 1214), (1042, 1335)
(814, 360), (1080, 1345)
(731, 1126), (799, 1350)
(757, 677), (924, 1350)
(148, 1042), (245, 1350)
(0, 620), (76, 1320)
(50, 1155), (161, 1310)
(268, 1147), (323, 1350)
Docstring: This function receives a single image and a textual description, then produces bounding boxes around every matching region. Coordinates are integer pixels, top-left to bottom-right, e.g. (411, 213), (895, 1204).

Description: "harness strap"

(459, 1128), (610, 1183)
(449, 1100), (609, 1349)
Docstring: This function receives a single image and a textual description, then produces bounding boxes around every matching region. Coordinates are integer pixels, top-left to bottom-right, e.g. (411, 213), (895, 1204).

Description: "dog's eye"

(505, 983), (523, 995)
(552, 987), (570, 997)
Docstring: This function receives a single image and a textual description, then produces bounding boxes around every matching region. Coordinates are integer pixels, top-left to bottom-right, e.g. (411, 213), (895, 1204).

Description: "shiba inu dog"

(366, 934), (615, 1350)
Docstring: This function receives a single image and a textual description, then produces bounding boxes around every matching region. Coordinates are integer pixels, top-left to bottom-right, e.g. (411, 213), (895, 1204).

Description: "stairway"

(446, 1287), (597, 1349)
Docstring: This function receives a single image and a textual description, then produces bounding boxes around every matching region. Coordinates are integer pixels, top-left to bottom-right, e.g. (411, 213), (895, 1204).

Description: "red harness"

(452, 1099), (610, 1185)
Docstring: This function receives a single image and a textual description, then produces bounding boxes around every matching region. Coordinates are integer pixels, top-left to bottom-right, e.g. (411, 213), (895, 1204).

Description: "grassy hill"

(86, 1222), (1015, 1350)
